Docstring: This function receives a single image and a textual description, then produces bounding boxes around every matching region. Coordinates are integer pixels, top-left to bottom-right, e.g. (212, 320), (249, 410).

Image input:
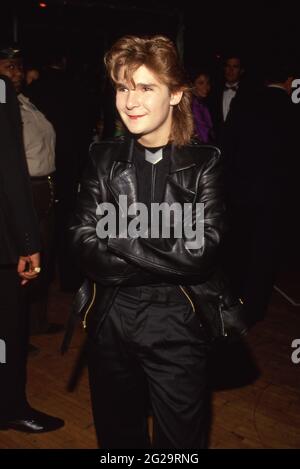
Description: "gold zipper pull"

(179, 285), (196, 313)
(82, 282), (97, 329)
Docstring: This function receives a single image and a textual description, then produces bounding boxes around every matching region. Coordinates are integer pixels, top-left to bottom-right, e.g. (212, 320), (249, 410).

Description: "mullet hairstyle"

(104, 35), (194, 146)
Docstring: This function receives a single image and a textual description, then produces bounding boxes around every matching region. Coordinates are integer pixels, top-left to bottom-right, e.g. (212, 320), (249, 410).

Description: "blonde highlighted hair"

(104, 35), (194, 146)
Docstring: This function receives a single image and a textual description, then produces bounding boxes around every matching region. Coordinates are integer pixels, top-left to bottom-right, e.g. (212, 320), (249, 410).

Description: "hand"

(17, 252), (41, 285)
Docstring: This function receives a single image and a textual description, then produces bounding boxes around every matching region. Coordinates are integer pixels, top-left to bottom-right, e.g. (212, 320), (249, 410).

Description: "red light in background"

(39, 2), (47, 7)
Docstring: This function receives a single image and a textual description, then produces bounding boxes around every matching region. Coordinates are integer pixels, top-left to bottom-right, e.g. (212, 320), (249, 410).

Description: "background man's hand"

(17, 252), (41, 285)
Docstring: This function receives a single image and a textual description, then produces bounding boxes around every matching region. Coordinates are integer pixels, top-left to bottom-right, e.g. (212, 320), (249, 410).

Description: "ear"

(170, 89), (183, 106)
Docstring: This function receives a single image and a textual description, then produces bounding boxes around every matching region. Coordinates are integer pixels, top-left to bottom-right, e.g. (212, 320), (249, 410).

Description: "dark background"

(1, 0), (300, 79)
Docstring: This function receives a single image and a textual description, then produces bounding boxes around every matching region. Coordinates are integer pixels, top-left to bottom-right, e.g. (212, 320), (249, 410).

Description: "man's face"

(0, 58), (24, 93)
(115, 64), (182, 147)
(224, 57), (243, 84)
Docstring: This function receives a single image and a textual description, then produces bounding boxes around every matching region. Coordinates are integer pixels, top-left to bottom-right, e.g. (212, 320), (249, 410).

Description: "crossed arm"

(69, 150), (225, 286)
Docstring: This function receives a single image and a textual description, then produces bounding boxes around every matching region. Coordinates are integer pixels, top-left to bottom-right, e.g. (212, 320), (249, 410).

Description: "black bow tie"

(224, 84), (238, 92)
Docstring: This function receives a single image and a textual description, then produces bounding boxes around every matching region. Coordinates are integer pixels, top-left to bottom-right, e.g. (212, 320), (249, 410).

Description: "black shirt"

(119, 140), (184, 294)
(133, 139), (171, 211)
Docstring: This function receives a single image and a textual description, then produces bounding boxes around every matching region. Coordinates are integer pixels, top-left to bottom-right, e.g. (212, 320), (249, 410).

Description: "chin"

(127, 127), (142, 135)
(126, 124), (147, 135)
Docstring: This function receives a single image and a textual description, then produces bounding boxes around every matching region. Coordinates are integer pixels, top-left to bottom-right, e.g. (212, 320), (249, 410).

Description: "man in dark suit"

(0, 74), (64, 433)
(222, 58), (296, 322)
(210, 53), (252, 144)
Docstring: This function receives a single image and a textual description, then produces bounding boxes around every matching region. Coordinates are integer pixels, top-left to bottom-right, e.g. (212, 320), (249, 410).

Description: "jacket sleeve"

(108, 151), (225, 283)
(0, 77), (40, 259)
(69, 149), (145, 285)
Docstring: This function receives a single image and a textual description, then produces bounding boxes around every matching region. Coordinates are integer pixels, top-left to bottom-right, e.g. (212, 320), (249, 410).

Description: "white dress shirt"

(18, 93), (56, 177)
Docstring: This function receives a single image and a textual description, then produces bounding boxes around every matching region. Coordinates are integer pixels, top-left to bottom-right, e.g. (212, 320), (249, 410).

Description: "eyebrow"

(116, 82), (158, 88)
(136, 82), (157, 87)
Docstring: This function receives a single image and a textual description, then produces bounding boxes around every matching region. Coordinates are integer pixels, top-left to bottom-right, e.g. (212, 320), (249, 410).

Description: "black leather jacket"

(68, 137), (249, 343)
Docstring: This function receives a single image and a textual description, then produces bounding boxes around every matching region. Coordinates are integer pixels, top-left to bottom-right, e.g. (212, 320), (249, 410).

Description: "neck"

(138, 135), (169, 148)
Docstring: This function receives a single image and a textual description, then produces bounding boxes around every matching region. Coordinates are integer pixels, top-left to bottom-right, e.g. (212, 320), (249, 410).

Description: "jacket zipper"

(218, 295), (227, 337)
(179, 285), (196, 313)
(82, 282), (97, 329)
(152, 162), (195, 315)
(151, 165), (156, 204)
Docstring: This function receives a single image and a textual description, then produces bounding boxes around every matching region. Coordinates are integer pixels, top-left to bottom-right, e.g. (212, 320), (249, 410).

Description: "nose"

(125, 90), (140, 109)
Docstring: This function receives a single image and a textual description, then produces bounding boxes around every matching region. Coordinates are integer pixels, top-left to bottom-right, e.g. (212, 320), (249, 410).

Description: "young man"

(222, 55), (244, 121)
(69, 35), (240, 449)
(210, 53), (248, 144)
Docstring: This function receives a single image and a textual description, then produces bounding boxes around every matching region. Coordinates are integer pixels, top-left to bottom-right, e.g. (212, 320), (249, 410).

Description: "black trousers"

(87, 285), (210, 449)
(223, 204), (282, 320)
(23, 177), (55, 334)
(0, 266), (29, 420)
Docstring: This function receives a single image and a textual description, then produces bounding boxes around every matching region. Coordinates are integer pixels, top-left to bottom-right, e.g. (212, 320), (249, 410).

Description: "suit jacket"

(222, 85), (296, 211)
(0, 76), (40, 264)
(209, 79), (256, 145)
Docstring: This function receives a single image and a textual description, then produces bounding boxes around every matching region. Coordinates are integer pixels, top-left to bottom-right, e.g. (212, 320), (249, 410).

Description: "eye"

(142, 86), (153, 92)
(116, 86), (128, 93)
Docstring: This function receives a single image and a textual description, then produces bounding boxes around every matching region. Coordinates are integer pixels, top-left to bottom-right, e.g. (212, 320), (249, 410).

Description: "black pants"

(23, 177), (55, 334)
(0, 266), (29, 420)
(88, 285), (210, 449)
(223, 204), (281, 320)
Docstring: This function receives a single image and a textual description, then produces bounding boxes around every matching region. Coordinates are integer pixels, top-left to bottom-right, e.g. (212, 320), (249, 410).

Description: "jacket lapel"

(105, 138), (139, 207)
(164, 176), (196, 204)
(167, 144), (197, 203)
(170, 144), (196, 173)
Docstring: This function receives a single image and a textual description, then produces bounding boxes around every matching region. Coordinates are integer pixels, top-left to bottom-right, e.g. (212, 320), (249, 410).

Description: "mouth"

(127, 114), (146, 120)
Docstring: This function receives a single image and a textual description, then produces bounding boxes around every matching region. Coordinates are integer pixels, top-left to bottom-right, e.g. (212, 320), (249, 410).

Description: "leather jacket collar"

(111, 137), (197, 174)
(107, 137), (197, 207)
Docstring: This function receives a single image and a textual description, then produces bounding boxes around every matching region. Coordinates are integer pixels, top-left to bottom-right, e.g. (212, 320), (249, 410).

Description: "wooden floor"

(0, 272), (299, 449)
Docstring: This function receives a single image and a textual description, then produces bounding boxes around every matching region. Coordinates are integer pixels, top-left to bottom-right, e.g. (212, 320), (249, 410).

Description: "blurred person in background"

(0, 71), (64, 433)
(192, 71), (215, 143)
(0, 44), (62, 336)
